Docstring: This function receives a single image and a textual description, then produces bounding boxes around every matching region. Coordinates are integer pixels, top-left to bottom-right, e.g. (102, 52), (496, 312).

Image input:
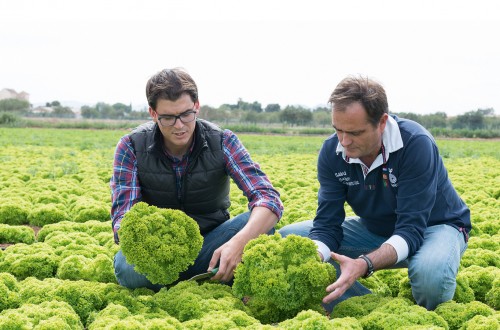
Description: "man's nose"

(173, 117), (185, 128)
(339, 133), (351, 145)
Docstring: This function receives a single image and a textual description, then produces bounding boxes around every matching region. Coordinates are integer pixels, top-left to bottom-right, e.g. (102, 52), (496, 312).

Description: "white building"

(0, 88), (30, 101)
(31, 106), (53, 115)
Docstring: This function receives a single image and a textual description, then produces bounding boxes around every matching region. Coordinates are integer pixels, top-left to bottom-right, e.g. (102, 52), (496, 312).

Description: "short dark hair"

(329, 75), (388, 126)
(145, 68), (198, 110)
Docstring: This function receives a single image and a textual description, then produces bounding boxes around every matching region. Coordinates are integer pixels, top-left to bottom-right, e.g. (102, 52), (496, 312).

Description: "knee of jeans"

(410, 262), (457, 309)
(278, 220), (312, 238)
(113, 251), (123, 270)
(410, 253), (459, 282)
(412, 281), (456, 310)
(113, 252), (127, 283)
(113, 251), (140, 287)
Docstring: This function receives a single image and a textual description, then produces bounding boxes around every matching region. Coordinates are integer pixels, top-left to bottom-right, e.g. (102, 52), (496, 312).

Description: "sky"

(1, 0), (499, 116)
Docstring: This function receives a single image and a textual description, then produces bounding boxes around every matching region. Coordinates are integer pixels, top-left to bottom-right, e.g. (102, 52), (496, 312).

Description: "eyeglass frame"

(155, 108), (197, 127)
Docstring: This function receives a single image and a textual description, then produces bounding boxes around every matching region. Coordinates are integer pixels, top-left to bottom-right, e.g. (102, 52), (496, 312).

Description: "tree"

(250, 101), (263, 113)
(100, 103), (111, 118)
(394, 112), (421, 123)
(52, 106), (75, 118)
(279, 105), (312, 126)
(45, 101), (61, 107)
(478, 108), (494, 116)
(221, 103), (238, 111)
(235, 99), (262, 112)
(243, 111), (259, 124)
(265, 103), (281, 113)
(482, 108), (499, 130)
(313, 106), (330, 113)
(198, 105), (213, 119)
(80, 105), (99, 119)
(420, 112), (447, 128)
(112, 103), (132, 114)
(0, 99), (30, 113)
(128, 109), (150, 120)
(312, 111), (331, 127)
(453, 110), (485, 130)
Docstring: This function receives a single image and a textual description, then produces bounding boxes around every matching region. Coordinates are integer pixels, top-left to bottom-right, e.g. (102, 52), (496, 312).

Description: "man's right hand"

(322, 252), (368, 304)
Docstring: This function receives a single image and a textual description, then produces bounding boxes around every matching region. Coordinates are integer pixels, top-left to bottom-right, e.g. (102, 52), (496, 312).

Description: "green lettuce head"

(233, 233), (336, 324)
(118, 202), (203, 285)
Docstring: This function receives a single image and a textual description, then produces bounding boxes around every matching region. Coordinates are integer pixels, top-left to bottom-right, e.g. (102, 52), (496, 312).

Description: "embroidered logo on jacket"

(335, 171), (360, 186)
(388, 168), (398, 187)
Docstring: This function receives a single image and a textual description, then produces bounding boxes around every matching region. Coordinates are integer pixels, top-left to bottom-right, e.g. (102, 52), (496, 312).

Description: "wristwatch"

(358, 254), (374, 278)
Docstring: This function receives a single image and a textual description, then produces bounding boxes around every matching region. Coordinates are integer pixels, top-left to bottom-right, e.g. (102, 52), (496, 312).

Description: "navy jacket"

(309, 115), (471, 257)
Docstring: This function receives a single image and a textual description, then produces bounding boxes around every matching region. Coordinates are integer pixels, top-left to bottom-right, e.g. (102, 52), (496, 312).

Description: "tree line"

(1, 98), (499, 135)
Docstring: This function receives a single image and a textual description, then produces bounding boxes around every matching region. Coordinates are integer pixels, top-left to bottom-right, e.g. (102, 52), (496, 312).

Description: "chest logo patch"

(389, 168), (398, 187)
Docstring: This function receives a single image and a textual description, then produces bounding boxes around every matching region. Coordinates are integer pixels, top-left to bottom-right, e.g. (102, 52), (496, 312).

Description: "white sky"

(1, 0), (499, 115)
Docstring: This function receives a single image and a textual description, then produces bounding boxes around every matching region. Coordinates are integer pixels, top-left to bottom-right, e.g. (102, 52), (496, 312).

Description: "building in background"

(0, 88), (30, 102)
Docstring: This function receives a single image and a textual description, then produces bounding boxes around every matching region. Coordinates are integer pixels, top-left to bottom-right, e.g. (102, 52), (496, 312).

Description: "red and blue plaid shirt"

(110, 129), (283, 242)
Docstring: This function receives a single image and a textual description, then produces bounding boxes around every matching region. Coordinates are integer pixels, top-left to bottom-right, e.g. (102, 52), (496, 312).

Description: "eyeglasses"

(156, 109), (197, 127)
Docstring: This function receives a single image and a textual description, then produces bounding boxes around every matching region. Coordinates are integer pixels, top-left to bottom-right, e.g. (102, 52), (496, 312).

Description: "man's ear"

(193, 101), (201, 116)
(148, 107), (156, 120)
(379, 113), (389, 131)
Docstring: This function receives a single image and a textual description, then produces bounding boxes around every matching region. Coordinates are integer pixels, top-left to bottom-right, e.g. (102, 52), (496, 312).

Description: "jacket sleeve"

(393, 134), (439, 256)
(308, 139), (347, 252)
(110, 135), (142, 244)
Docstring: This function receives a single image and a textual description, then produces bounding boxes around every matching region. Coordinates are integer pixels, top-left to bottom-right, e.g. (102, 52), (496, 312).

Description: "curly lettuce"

(233, 233), (336, 324)
(118, 202), (203, 285)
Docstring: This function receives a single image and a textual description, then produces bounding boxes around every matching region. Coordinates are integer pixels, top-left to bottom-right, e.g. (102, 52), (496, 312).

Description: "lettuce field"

(0, 127), (499, 329)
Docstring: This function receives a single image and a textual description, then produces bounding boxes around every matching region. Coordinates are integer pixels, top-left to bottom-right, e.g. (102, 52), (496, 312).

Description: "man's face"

(332, 102), (387, 165)
(148, 93), (199, 156)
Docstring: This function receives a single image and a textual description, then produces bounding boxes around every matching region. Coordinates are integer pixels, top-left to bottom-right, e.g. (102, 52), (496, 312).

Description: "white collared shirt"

(335, 115), (403, 178)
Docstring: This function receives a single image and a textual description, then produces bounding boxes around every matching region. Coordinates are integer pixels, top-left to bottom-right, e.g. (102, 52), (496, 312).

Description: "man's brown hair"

(329, 75), (388, 126)
(146, 68), (198, 110)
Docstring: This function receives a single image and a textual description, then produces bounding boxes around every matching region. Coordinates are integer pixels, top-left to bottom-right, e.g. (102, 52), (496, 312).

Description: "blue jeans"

(114, 212), (274, 291)
(278, 217), (467, 311)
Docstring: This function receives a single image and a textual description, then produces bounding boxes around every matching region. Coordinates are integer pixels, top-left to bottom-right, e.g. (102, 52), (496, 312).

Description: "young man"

(111, 68), (283, 290)
(279, 75), (470, 311)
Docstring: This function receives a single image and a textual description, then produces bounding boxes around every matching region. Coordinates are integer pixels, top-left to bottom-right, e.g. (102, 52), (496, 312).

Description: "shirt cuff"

(313, 240), (331, 262)
(384, 235), (409, 263)
(250, 202), (283, 221)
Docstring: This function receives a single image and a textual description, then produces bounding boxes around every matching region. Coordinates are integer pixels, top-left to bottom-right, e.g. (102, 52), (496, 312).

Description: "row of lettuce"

(0, 142), (499, 328)
(1, 273), (498, 329)
(1, 217), (498, 329)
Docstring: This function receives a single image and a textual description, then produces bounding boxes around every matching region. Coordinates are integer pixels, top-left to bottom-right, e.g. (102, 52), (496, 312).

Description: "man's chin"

(344, 150), (358, 159)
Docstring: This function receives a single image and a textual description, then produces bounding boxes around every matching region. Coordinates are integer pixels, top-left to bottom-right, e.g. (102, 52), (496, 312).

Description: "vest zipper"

(179, 141), (208, 209)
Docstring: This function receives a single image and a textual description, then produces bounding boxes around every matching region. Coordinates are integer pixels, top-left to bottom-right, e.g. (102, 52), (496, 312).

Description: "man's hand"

(322, 252), (368, 304)
(208, 207), (278, 282)
(322, 244), (397, 304)
(208, 236), (246, 282)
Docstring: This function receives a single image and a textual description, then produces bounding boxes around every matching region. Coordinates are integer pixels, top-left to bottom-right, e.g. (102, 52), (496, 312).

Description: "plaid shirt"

(110, 129), (283, 242)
